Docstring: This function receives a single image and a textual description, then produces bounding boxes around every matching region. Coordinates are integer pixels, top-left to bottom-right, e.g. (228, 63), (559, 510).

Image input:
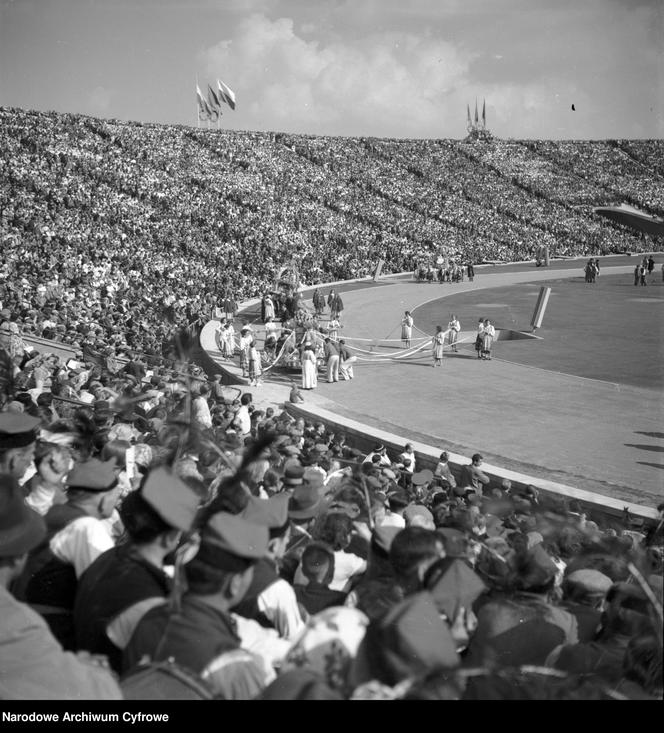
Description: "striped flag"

(196, 84), (209, 120)
(217, 78), (236, 110)
(208, 84), (222, 113)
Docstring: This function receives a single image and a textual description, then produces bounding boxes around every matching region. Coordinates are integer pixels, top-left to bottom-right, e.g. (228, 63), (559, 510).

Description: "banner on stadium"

(531, 286), (551, 330)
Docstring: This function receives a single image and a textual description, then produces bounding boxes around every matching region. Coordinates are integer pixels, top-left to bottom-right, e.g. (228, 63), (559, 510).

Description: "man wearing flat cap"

(0, 412), (40, 483)
(13, 457), (123, 649)
(124, 512), (271, 699)
(560, 569), (613, 642)
(0, 474), (122, 699)
(73, 466), (201, 672)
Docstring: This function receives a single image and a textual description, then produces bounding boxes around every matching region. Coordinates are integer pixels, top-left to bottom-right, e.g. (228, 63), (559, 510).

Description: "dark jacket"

(74, 544), (172, 672)
(294, 583), (348, 616)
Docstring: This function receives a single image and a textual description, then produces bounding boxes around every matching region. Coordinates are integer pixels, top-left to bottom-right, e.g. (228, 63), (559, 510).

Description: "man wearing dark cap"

(73, 467), (201, 672)
(0, 474), (122, 699)
(234, 494), (305, 640)
(559, 568), (613, 642)
(13, 458), (122, 649)
(0, 412), (40, 483)
(381, 489), (409, 529)
(124, 512), (270, 699)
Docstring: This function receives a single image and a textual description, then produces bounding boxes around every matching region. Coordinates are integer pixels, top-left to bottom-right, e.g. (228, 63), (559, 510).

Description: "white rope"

(258, 332), (297, 374)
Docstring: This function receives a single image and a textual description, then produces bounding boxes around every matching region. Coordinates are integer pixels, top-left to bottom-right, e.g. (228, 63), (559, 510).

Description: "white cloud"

(200, 5), (663, 139)
(202, 12), (473, 137)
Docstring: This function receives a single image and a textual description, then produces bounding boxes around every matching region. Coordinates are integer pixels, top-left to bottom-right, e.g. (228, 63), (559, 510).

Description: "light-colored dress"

(301, 349), (318, 389)
(482, 324), (496, 353)
(328, 319), (340, 342)
(448, 319), (460, 346)
(401, 316), (413, 341)
(432, 332), (445, 359)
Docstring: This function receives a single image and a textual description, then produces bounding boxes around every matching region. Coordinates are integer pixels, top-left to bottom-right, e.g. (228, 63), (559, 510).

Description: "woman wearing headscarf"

(401, 311), (413, 349)
(481, 318), (495, 360)
(432, 325), (445, 367)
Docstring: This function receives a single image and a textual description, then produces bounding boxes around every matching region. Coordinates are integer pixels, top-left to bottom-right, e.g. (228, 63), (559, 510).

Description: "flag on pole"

(197, 84), (209, 120)
(217, 78), (236, 110)
(203, 99), (215, 119)
(208, 84), (222, 112)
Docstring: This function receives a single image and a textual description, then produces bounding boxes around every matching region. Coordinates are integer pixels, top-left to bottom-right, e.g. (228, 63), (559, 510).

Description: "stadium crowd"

(0, 316), (662, 699)
(2, 107), (663, 319)
(0, 107), (662, 701)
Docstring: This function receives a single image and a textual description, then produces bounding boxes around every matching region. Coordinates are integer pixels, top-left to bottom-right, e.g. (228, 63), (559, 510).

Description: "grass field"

(414, 273), (664, 390)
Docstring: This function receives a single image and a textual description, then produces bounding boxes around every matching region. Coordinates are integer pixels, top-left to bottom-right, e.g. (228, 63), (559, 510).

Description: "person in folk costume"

(262, 293), (275, 324)
(223, 292), (238, 320)
(221, 320), (235, 359)
(327, 289), (337, 316)
(327, 316), (341, 343)
(475, 318), (485, 359)
(447, 314), (460, 353)
(312, 288), (325, 317)
(215, 317), (227, 353)
(238, 328), (252, 378)
(301, 344), (318, 390)
(481, 318), (496, 360)
(432, 325), (446, 367)
(401, 311), (413, 349)
(263, 318), (279, 362)
(248, 340), (262, 387)
(332, 291), (344, 320)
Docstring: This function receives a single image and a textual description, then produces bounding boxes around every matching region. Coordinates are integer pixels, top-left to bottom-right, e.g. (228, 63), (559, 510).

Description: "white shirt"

(398, 451), (416, 473)
(294, 550), (367, 593)
(362, 451), (391, 467)
(234, 405), (251, 436)
(256, 579), (305, 640)
(379, 513), (406, 529)
(50, 516), (115, 578)
(193, 395), (213, 429)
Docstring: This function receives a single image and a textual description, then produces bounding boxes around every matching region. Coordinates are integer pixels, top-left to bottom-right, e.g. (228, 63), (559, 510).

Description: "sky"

(0, 0), (662, 140)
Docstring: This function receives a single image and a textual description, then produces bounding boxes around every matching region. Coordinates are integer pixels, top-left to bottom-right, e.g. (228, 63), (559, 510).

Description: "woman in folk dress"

(481, 318), (496, 360)
(475, 318), (485, 359)
(248, 341), (262, 387)
(432, 325), (446, 367)
(328, 317), (341, 343)
(401, 311), (414, 348)
(301, 344), (318, 390)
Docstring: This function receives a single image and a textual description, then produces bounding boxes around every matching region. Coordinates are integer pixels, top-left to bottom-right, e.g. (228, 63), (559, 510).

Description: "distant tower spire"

(482, 99), (486, 129)
(474, 99), (479, 124)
